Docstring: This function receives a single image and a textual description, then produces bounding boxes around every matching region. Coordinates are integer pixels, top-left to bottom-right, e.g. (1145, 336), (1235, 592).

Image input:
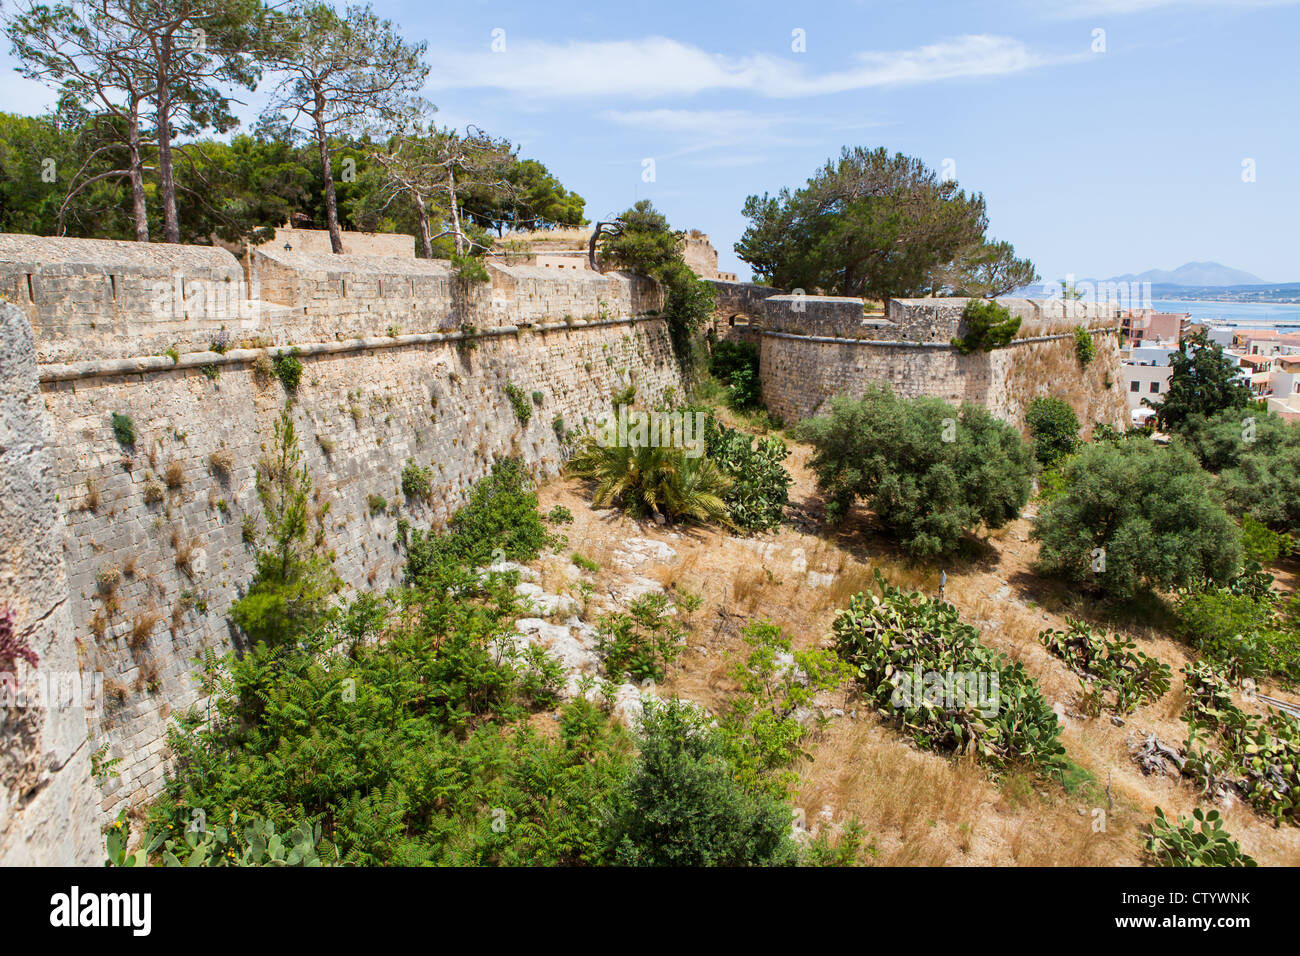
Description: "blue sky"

(3, 0), (1298, 282)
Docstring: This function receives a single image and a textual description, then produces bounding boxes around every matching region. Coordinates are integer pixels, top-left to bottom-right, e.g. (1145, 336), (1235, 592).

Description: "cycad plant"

(567, 437), (731, 526)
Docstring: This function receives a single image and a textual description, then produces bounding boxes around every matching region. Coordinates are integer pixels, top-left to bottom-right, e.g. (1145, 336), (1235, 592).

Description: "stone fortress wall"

(2, 229), (1127, 863)
(757, 294), (1129, 427)
(0, 235), (682, 861)
(705, 273), (1129, 430)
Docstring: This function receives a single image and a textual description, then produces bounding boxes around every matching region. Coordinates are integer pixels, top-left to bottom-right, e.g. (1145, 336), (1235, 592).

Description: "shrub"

(1033, 441), (1242, 600)
(401, 460), (433, 500)
(404, 458), (557, 583)
(544, 505), (573, 524)
(595, 592), (687, 684)
(603, 698), (798, 866)
(229, 410), (338, 650)
(1025, 396), (1079, 466)
(795, 388), (1034, 557)
(1073, 326), (1096, 367)
(111, 412), (136, 448)
(163, 459), (184, 489)
(273, 350), (303, 393)
(709, 340), (758, 385)
(451, 252), (490, 284)
(566, 439), (731, 527)
(701, 411), (791, 532)
(1146, 807), (1256, 867)
(1175, 588), (1300, 685)
(718, 620), (853, 798)
(1178, 407), (1300, 533)
(1037, 618), (1171, 713)
(726, 366), (762, 410)
(832, 572), (1066, 771)
(367, 493), (388, 515)
(504, 383), (531, 425)
(1240, 515), (1291, 564)
(951, 298), (1021, 354)
(106, 810), (329, 867)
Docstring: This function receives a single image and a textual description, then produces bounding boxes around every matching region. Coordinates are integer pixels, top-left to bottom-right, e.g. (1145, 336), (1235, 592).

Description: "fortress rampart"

(0, 236), (681, 861)
(754, 295), (1129, 428)
(0, 235), (1127, 863)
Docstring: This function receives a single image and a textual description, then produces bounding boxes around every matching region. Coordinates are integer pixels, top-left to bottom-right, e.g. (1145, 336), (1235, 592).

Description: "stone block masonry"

(0, 235), (683, 848)
(756, 296), (1129, 430)
(0, 302), (101, 865)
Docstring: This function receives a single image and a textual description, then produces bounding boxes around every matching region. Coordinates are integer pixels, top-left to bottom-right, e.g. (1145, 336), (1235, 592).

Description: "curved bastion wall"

(753, 294), (1130, 430)
(0, 236), (681, 860)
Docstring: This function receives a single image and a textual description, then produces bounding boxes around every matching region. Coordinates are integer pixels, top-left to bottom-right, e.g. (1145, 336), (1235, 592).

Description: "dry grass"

(128, 608), (161, 648)
(209, 449), (233, 478)
(163, 459), (185, 490)
(170, 528), (195, 573)
(528, 431), (1300, 867)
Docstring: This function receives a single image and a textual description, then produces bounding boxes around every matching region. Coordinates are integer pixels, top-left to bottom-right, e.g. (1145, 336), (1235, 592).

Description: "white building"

(1121, 346), (1176, 414)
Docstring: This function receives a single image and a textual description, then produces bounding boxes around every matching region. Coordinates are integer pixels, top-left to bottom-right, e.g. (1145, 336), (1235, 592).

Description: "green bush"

(1033, 441), (1242, 600)
(718, 620), (853, 798)
(951, 298), (1021, 354)
(401, 460), (433, 500)
(795, 388), (1034, 557)
(1240, 515), (1291, 564)
(709, 340), (759, 384)
(831, 572), (1066, 771)
(566, 438), (731, 527)
(603, 698), (798, 866)
(272, 350), (303, 393)
(1073, 326), (1096, 367)
(1037, 618), (1171, 714)
(1175, 587), (1300, 684)
(595, 592), (687, 684)
(1178, 407), (1300, 533)
(504, 382), (532, 425)
(701, 411), (791, 532)
(1025, 396), (1079, 467)
(451, 252), (490, 284)
(111, 412), (136, 448)
(1146, 807), (1256, 867)
(229, 410), (339, 651)
(404, 458), (557, 583)
(726, 366), (762, 410)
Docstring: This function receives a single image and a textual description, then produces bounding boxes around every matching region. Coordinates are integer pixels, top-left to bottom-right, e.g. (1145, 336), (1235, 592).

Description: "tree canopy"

(735, 147), (1036, 301)
(1147, 331), (1254, 433)
(794, 388), (1035, 557)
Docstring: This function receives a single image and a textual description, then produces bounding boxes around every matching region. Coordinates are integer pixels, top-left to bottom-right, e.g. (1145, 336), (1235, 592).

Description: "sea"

(1151, 299), (1300, 333)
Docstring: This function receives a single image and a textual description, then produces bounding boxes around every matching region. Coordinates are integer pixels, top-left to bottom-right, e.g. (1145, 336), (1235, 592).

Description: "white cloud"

(426, 34), (1052, 100)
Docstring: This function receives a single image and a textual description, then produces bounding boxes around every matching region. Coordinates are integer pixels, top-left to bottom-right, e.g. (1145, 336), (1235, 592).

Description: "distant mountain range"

(1016, 262), (1300, 304)
(1101, 261), (1266, 287)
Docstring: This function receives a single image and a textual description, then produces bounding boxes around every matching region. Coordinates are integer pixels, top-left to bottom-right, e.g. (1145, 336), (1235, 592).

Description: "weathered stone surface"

(0, 302), (100, 865)
(0, 237), (685, 824)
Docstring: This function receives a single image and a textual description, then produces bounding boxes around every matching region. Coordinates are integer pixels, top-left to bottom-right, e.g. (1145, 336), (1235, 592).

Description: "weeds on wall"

(1073, 326), (1096, 367)
(111, 412), (136, 448)
(504, 382), (531, 425)
(273, 349), (304, 393)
